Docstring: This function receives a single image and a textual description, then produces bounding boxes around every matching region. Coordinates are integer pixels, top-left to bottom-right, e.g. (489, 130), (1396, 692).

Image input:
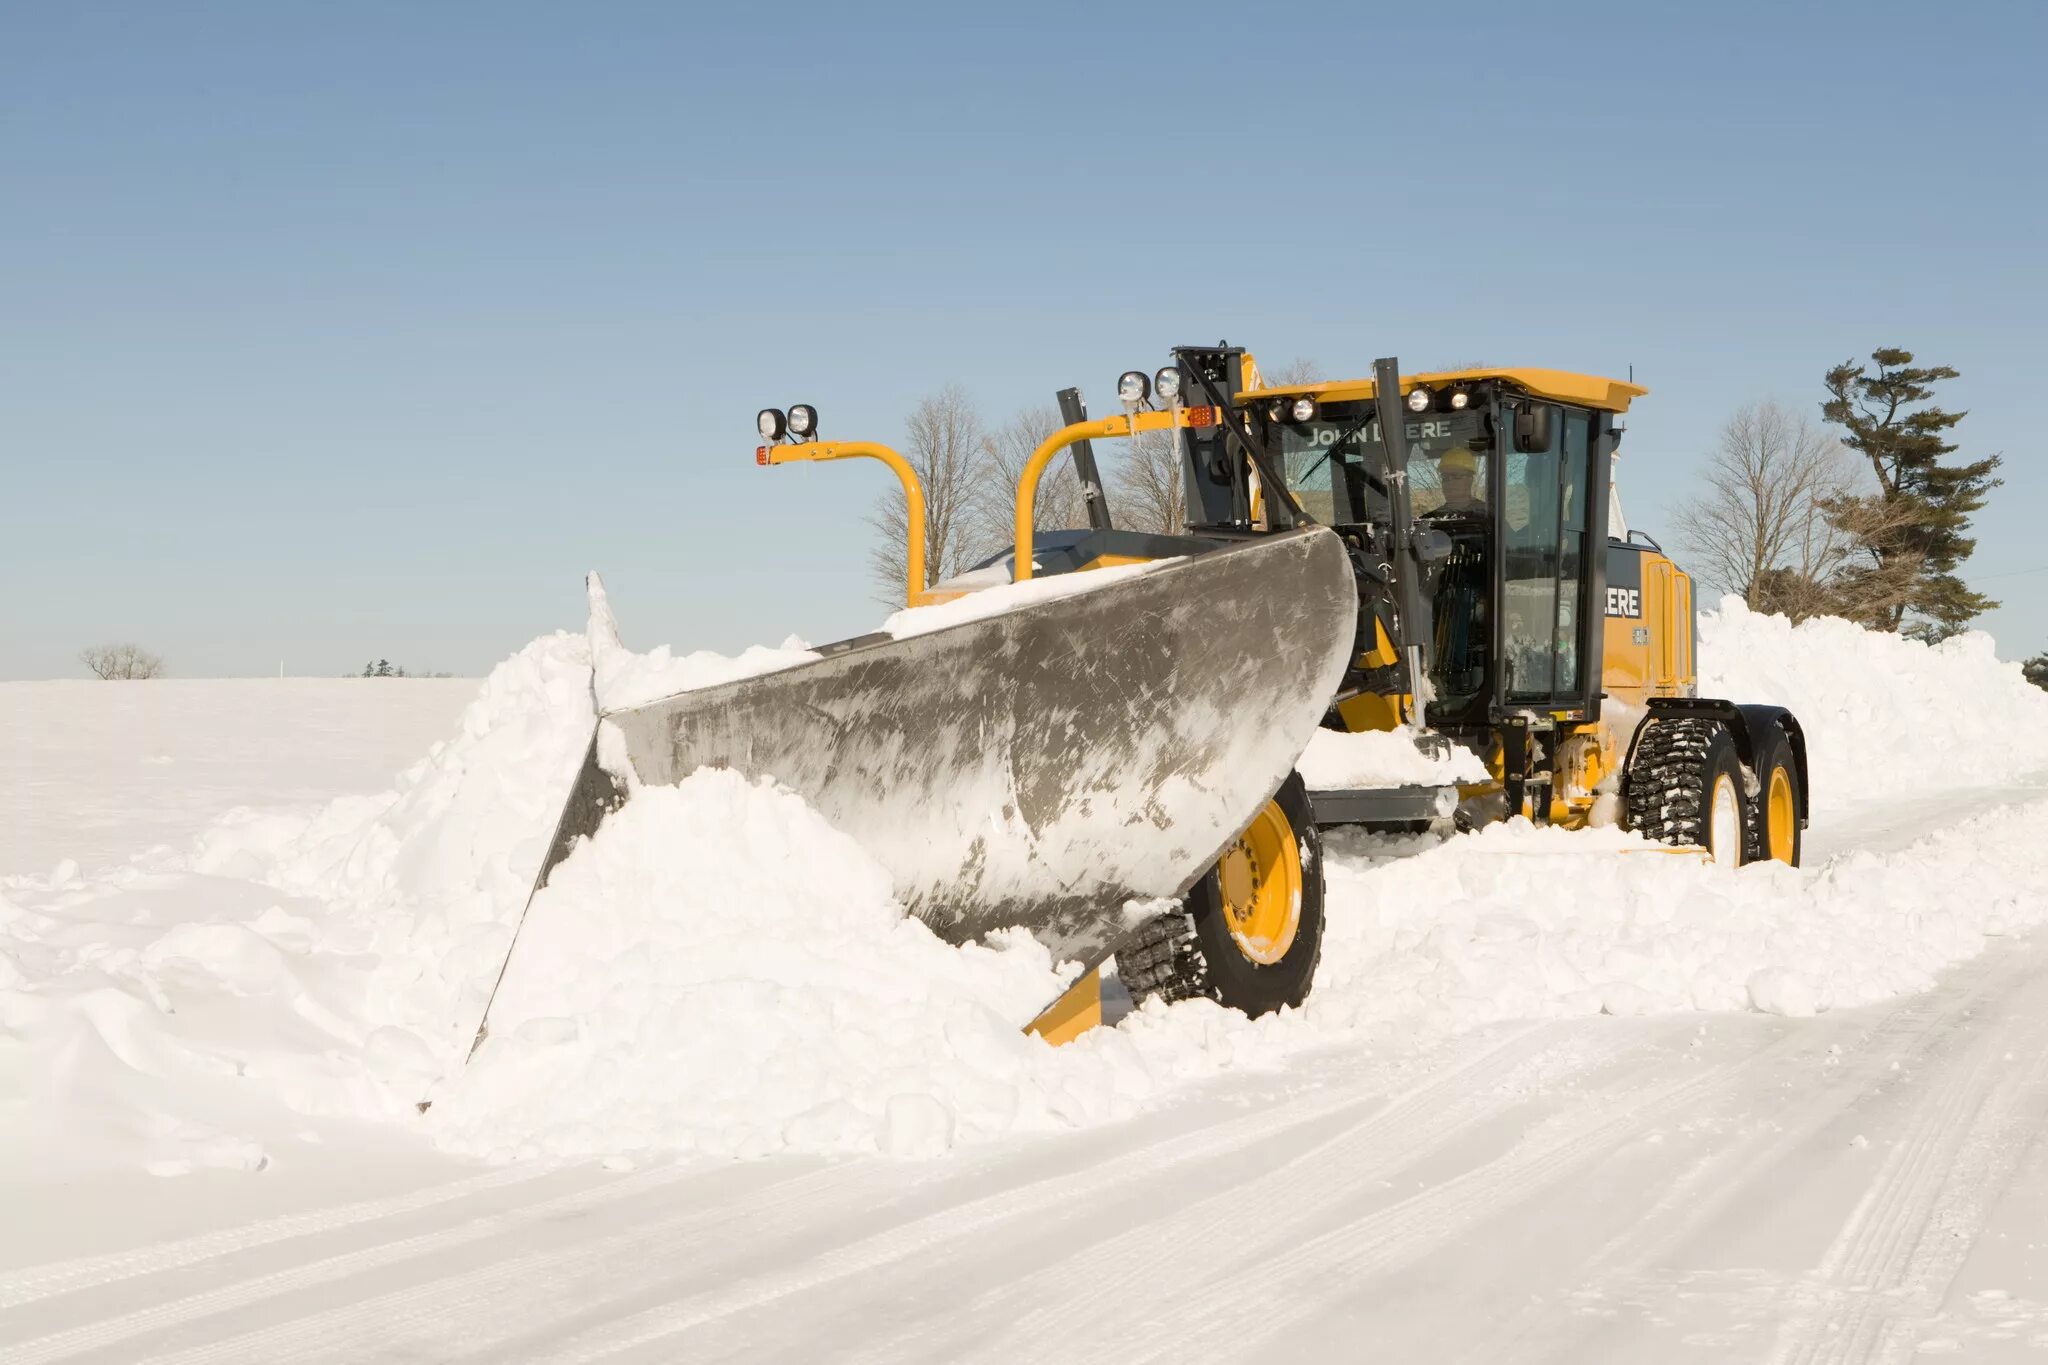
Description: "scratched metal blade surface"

(539, 528), (1356, 976)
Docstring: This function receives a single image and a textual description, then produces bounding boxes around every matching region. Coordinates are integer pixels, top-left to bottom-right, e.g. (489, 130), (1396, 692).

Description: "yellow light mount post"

(1013, 406), (1213, 582)
(758, 440), (931, 609)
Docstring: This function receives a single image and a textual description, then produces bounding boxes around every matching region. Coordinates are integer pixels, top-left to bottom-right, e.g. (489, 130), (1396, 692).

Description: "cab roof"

(1239, 365), (1647, 414)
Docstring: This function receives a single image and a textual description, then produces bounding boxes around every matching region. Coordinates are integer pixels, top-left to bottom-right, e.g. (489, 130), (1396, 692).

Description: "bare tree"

(968, 404), (1093, 562)
(1674, 399), (1920, 624)
(80, 643), (165, 679)
(1113, 426), (1186, 534)
(866, 385), (987, 607)
(1262, 357), (1326, 386)
(1109, 358), (1325, 535)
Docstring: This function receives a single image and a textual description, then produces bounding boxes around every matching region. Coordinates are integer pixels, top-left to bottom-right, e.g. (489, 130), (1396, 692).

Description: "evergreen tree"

(1821, 348), (2001, 641)
(2026, 652), (2048, 691)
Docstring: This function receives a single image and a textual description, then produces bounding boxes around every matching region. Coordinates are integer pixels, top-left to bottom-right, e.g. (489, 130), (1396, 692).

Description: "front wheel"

(1119, 772), (1325, 1016)
(1624, 717), (1756, 866)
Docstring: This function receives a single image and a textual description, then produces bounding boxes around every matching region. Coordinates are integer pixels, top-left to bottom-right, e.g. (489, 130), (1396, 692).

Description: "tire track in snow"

(1449, 954), (2016, 1365)
(0, 1161), (721, 1365)
(1769, 949), (2048, 1365)
(506, 1021), (1624, 1365)
(835, 1026), (1646, 1365)
(0, 1160), (557, 1311)
(102, 1034), (1505, 1365)
(1117, 1011), (1879, 1365)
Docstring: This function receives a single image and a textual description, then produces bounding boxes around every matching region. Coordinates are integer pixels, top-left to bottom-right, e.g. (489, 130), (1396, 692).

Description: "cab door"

(1496, 404), (1596, 715)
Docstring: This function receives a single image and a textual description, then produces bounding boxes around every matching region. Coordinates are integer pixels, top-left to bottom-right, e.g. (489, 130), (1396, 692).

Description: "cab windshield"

(1277, 409), (1493, 526)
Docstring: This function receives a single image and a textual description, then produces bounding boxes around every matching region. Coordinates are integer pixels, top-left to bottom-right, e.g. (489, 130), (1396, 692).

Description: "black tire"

(1119, 772), (1325, 1016)
(1752, 725), (1804, 867)
(1623, 718), (1758, 865)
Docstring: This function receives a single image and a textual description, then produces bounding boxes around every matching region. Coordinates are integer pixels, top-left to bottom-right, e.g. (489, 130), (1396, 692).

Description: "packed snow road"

(8, 880), (2048, 1363)
(5, 604), (2048, 1362)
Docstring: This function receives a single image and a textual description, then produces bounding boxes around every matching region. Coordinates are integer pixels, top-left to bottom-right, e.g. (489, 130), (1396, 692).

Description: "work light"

(787, 404), (818, 438)
(1290, 396), (1317, 423)
(1117, 370), (1151, 409)
(758, 408), (787, 441)
(1405, 387), (1431, 413)
(1447, 389), (1471, 411)
(1153, 366), (1184, 403)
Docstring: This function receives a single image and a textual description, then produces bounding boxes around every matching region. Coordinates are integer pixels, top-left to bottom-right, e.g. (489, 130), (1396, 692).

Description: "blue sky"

(5, 1), (2043, 678)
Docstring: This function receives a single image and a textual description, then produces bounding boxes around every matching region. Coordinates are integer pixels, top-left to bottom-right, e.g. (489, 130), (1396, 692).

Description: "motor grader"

(752, 346), (1808, 1024)
(1102, 348), (1807, 1020)
(480, 346), (1808, 1061)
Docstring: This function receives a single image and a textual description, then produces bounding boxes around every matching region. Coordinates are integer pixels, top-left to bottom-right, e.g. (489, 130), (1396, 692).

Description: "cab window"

(1501, 406), (1590, 700)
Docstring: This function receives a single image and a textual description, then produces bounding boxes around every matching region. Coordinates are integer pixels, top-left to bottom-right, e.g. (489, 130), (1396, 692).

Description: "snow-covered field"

(5, 600), (2048, 1362)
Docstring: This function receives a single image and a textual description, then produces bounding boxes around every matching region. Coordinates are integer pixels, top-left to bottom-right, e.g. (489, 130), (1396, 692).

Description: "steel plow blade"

(541, 528), (1356, 992)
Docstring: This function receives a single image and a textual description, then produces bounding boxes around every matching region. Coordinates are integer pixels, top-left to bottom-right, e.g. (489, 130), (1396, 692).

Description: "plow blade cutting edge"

(485, 528), (1357, 1045)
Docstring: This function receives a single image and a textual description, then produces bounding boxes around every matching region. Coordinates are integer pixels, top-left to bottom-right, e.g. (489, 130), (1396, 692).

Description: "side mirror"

(1513, 404), (1556, 453)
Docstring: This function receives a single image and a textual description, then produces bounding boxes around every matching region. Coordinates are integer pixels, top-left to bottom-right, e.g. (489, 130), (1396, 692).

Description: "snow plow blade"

(544, 528), (1354, 1005)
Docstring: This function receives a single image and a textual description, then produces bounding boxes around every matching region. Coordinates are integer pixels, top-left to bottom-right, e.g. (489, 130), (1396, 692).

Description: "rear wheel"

(1120, 772), (1325, 1016)
(1624, 718), (1757, 866)
(1755, 727), (1803, 866)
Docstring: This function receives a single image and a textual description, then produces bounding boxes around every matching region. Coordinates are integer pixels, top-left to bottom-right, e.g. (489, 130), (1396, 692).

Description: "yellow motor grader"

(492, 346), (1808, 1053)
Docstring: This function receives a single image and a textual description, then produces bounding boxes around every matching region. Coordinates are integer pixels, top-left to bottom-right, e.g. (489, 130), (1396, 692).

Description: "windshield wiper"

(1293, 421), (1390, 497)
(1293, 449), (1335, 487)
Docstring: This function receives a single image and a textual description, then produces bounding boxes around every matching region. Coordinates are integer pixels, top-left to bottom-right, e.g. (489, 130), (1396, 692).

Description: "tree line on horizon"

(1674, 347), (2005, 646)
(861, 359), (1325, 607)
(69, 647), (461, 679)
(866, 348), (2042, 685)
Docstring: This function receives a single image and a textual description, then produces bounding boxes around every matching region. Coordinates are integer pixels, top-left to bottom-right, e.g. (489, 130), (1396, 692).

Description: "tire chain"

(1625, 716), (1758, 857)
(1117, 909), (1212, 1006)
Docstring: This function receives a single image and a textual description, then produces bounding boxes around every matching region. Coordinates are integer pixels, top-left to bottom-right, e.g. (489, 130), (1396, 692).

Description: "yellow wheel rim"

(1766, 764), (1797, 864)
(1217, 799), (1303, 966)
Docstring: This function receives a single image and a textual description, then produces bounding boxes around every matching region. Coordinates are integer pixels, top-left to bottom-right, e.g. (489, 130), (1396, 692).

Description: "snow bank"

(1698, 597), (2048, 809)
(1309, 806), (2048, 1033)
(1297, 727), (1489, 790)
(428, 772), (1079, 1159)
(9, 594), (2048, 1174)
(181, 633), (604, 1111)
(0, 629), (1287, 1165)
(426, 788), (2048, 1161)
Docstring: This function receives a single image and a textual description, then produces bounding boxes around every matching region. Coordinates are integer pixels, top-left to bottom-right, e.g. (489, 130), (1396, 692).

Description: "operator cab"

(1265, 377), (1613, 733)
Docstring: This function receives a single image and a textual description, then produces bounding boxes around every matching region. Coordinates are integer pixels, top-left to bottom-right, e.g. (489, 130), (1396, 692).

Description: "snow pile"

(591, 639), (818, 713)
(428, 772), (1084, 1159)
(1297, 727), (1490, 790)
(1698, 597), (2048, 808)
(18, 630), (1275, 1161)
(9, 592), (2048, 1174)
(183, 632), (601, 1111)
(586, 572), (817, 712)
(1309, 804), (2048, 1030)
